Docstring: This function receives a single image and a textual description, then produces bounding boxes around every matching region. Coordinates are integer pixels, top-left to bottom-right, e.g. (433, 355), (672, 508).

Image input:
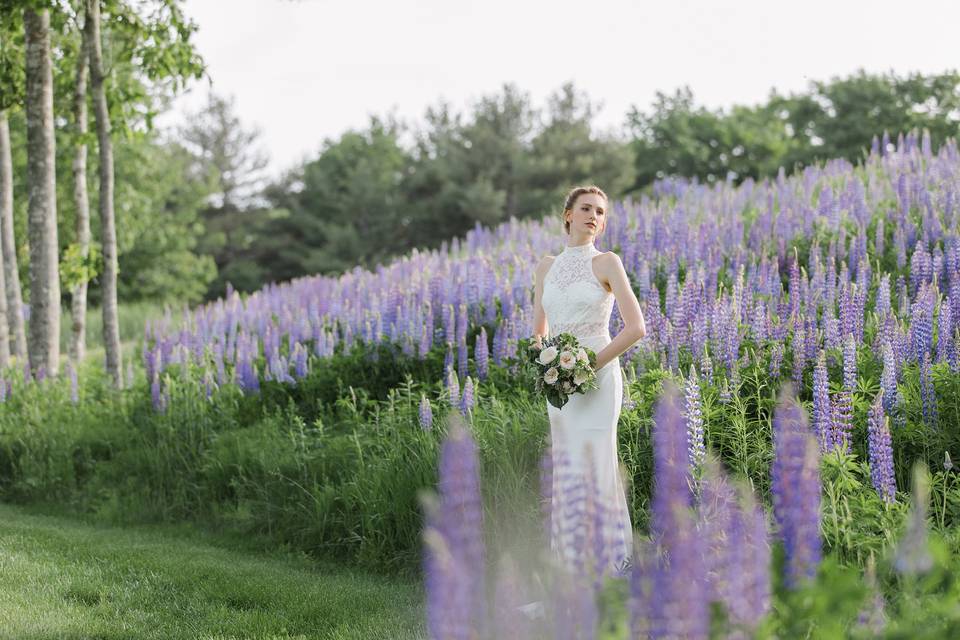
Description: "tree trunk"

(23, 8), (61, 379)
(71, 20), (91, 365)
(86, 0), (122, 387)
(0, 111), (28, 366)
(0, 112), (13, 367)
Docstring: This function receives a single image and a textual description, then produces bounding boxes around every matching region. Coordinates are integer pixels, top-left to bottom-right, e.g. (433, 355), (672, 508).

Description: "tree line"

(193, 69), (958, 298)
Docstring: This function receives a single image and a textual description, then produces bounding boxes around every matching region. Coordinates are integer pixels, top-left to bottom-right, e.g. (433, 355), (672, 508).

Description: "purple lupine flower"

(912, 286), (934, 361)
(151, 374), (163, 412)
(839, 283), (855, 339)
(789, 254), (801, 318)
(696, 455), (735, 605)
(910, 245), (932, 297)
(771, 384), (821, 587)
(952, 330), (960, 373)
(446, 365), (460, 407)
(648, 383), (709, 639)
(419, 393), (433, 430)
(937, 303), (952, 364)
(829, 390), (853, 454)
(880, 340), (899, 417)
(144, 343), (159, 383)
(812, 350), (831, 452)
(896, 274), (909, 317)
(293, 342), (308, 379)
(867, 394), (896, 503)
(842, 333), (857, 391)
(698, 460), (773, 634)
(443, 339), (455, 376)
(804, 314), (819, 365)
(442, 303), (455, 344)
(769, 341), (783, 381)
(161, 380), (171, 413)
(894, 466), (933, 575)
(665, 271), (679, 324)
(791, 324), (805, 386)
(422, 415), (487, 639)
(726, 484), (773, 633)
(750, 300), (767, 343)
(665, 321), (680, 374)
(920, 350), (939, 429)
(857, 559), (888, 635)
(700, 348), (714, 384)
(650, 502), (708, 639)
(199, 369), (212, 400)
(651, 383), (695, 524)
(243, 360), (260, 395)
(459, 376), (475, 417)
(824, 314), (840, 352)
(475, 327), (489, 381)
(876, 274), (891, 318)
(684, 365), (705, 478)
(457, 335), (469, 382)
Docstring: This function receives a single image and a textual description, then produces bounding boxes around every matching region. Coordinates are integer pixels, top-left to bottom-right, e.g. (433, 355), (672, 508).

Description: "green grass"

(59, 299), (166, 357)
(0, 502), (427, 640)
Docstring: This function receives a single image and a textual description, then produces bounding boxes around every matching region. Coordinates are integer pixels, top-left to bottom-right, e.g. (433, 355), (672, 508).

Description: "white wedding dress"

(540, 240), (633, 577)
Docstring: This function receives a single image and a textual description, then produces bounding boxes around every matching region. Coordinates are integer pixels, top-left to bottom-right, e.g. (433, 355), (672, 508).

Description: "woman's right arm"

(532, 255), (551, 347)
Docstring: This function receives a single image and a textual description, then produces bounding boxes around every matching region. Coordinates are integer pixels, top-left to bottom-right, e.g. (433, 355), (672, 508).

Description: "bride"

(532, 185), (646, 578)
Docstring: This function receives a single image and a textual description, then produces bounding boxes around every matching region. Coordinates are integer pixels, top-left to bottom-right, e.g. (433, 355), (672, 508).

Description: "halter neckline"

(560, 241), (597, 255)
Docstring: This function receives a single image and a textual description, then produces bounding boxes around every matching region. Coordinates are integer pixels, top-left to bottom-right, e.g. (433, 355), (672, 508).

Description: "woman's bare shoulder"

(594, 250), (623, 267)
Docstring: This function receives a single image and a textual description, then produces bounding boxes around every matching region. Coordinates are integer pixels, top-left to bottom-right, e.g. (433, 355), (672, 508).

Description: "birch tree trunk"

(71, 21), (91, 365)
(86, 0), (122, 387)
(0, 111), (12, 367)
(0, 111), (27, 366)
(23, 8), (61, 379)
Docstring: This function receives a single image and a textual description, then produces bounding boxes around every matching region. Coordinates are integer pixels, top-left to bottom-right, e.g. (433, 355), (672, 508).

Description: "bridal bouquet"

(519, 333), (599, 409)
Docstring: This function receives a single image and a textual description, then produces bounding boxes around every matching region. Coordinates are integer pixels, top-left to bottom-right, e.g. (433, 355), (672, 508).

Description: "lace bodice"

(541, 241), (614, 340)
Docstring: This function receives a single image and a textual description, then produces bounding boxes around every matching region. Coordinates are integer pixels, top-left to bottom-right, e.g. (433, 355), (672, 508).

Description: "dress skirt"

(545, 333), (633, 577)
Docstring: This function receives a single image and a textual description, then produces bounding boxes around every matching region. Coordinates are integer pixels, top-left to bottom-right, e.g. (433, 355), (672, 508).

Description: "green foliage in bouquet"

(518, 333), (599, 410)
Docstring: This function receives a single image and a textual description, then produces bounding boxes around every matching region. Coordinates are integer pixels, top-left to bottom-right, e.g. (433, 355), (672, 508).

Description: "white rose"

(538, 346), (559, 365)
(576, 347), (588, 362)
(558, 350), (576, 370)
(573, 370), (589, 385)
(543, 367), (559, 385)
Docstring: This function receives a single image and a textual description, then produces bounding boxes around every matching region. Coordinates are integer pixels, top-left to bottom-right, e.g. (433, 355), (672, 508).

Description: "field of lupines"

(3, 128), (960, 635)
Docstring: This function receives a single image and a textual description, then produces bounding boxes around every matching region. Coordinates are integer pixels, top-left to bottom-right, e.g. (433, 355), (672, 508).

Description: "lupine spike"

(812, 350), (831, 452)
(867, 394), (896, 502)
(684, 365), (705, 480)
(771, 384), (822, 587)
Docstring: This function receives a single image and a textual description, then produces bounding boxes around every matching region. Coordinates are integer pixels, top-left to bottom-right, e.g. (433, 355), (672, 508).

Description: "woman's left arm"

(594, 253), (647, 371)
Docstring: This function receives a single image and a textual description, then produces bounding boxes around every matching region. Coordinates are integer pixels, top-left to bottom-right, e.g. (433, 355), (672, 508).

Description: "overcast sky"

(155, 0), (960, 179)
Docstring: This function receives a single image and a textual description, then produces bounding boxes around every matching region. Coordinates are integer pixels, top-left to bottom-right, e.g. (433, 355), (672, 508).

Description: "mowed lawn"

(0, 503), (427, 639)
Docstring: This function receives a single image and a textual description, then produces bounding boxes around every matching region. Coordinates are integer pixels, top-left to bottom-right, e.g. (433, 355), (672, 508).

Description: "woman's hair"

(562, 185), (609, 234)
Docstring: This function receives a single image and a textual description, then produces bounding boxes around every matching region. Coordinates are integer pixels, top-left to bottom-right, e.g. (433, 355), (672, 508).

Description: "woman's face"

(565, 192), (607, 236)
